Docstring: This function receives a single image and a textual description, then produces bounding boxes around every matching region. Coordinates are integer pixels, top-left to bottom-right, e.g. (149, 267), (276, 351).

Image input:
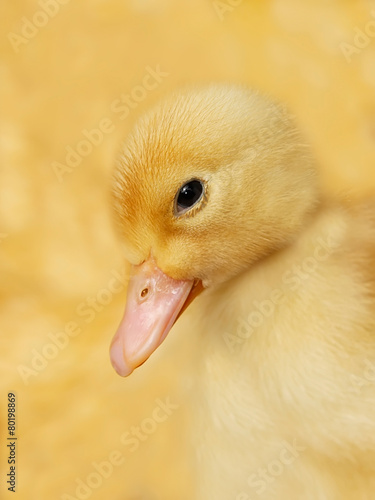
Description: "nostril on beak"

(140, 287), (149, 298)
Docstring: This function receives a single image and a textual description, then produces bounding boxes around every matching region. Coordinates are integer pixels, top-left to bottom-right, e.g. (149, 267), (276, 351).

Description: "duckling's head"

(110, 84), (318, 376)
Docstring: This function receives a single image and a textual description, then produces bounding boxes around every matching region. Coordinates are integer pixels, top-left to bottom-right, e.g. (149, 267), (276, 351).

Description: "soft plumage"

(110, 84), (375, 499)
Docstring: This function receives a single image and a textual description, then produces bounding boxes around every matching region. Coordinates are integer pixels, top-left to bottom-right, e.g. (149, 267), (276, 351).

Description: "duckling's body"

(110, 85), (375, 499)
(194, 202), (375, 500)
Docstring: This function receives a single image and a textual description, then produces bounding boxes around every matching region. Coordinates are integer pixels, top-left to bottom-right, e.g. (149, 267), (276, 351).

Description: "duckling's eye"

(175, 179), (204, 216)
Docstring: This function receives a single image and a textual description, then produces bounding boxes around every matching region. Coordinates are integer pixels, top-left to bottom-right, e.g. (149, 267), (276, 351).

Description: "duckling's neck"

(197, 198), (344, 357)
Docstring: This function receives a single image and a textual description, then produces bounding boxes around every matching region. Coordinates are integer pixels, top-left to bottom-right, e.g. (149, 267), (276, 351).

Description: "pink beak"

(110, 258), (194, 377)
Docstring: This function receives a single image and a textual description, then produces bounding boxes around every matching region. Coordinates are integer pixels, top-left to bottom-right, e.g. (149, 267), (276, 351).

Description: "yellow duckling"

(110, 85), (375, 500)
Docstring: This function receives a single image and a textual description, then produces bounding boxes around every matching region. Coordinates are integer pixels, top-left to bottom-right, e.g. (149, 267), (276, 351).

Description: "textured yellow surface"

(1, 1), (375, 499)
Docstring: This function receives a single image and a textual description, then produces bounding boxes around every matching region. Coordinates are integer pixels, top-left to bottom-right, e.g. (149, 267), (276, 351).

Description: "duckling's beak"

(110, 258), (202, 377)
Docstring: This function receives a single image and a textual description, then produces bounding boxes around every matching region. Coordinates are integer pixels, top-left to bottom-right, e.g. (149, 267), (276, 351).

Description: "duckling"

(109, 84), (375, 500)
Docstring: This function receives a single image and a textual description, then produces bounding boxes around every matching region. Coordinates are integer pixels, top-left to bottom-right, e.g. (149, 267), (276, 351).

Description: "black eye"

(175, 179), (204, 216)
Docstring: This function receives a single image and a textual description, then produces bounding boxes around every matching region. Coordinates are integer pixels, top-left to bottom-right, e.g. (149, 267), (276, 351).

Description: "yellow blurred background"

(1, 1), (375, 499)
